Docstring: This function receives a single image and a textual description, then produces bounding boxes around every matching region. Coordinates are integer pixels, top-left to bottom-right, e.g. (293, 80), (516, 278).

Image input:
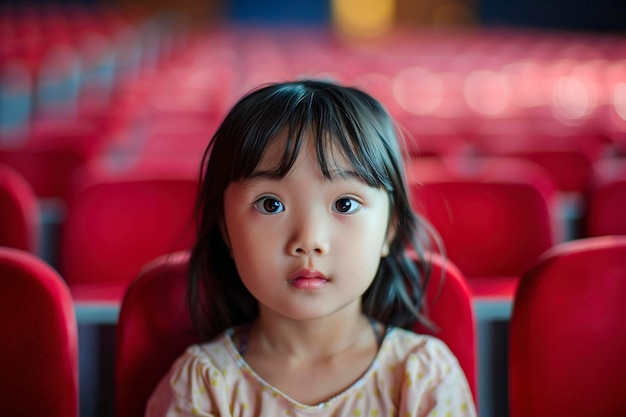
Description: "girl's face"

(221, 133), (393, 323)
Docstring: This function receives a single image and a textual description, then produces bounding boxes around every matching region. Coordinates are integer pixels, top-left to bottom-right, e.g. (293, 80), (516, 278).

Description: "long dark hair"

(189, 79), (439, 340)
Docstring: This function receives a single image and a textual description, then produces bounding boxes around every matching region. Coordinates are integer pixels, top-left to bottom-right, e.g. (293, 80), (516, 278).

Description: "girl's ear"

(381, 242), (390, 258)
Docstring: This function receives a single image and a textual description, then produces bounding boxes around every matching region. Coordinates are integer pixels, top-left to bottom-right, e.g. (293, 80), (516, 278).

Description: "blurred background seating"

(1, 0), (624, 416)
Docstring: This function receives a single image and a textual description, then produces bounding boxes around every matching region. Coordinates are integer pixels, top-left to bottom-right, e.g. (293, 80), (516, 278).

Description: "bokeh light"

(332, 0), (395, 38)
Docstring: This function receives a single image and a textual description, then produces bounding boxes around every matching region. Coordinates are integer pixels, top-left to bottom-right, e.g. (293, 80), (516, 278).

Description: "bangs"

(227, 81), (396, 192)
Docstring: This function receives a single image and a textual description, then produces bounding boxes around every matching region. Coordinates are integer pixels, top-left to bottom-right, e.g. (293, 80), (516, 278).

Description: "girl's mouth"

(288, 269), (329, 290)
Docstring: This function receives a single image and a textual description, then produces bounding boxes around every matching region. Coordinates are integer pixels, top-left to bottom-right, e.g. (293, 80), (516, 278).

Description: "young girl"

(146, 80), (476, 416)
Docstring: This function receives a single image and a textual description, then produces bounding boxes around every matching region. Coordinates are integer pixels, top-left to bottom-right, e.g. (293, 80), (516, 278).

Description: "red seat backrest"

(114, 251), (200, 417)
(0, 163), (39, 252)
(587, 179), (626, 236)
(409, 157), (556, 279)
(0, 247), (78, 417)
(60, 173), (197, 303)
(412, 180), (554, 278)
(413, 253), (477, 402)
(509, 236), (626, 417)
(587, 158), (626, 237)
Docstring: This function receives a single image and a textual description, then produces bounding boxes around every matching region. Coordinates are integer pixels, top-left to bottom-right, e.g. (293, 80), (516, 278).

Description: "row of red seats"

(2, 152), (625, 302)
(3, 235), (625, 416)
(0, 3), (164, 128)
(0, 3), (189, 200)
(2, 24), (626, 202)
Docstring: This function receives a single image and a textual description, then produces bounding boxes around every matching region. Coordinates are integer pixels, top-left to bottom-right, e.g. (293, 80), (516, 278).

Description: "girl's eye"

(333, 197), (361, 214)
(254, 197), (284, 214)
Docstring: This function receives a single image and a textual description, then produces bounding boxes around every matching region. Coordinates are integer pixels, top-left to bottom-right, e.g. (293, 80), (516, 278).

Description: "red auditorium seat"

(0, 247), (78, 417)
(0, 163), (39, 252)
(505, 149), (594, 194)
(115, 251), (477, 417)
(114, 251), (201, 417)
(469, 128), (607, 194)
(409, 157), (558, 300)
(586, 157), (626, 237)
(412, 253), (477, 402)
(59, 172), (197, 306)
(0, 119), (109, 200)
(509, 236), (626, 417)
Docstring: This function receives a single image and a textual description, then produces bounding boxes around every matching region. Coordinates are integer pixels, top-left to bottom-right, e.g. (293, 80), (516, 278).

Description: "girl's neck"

(246, 312), (374, 361)
(236, 312), (384, 406)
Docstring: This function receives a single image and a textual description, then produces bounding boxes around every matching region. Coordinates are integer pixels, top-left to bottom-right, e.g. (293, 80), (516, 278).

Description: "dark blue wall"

(4, 0), (625, 32)
(226, 0), (330, 25)
(478, 0), (626, 32)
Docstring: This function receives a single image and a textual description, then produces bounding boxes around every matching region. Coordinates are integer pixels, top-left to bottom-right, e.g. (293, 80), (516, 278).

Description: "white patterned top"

(146, 327), (476, 417)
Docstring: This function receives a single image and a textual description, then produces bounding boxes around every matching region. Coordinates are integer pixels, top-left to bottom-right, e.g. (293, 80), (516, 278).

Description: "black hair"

(189, 79), (439, 340)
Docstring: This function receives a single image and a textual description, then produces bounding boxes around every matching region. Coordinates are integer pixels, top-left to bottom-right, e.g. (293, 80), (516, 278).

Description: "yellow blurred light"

(332, 0), (395, 38)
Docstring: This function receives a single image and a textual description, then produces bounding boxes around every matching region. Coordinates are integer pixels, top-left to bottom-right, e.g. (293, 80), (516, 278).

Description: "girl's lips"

(288, 269), (329, 290)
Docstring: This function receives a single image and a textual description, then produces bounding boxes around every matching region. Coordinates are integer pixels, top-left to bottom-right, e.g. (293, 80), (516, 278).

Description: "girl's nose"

(286, 212), (330, 256)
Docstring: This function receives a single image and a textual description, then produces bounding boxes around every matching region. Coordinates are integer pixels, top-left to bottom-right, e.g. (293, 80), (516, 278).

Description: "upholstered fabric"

(0, 163), (39, 252)
(60, 174), (197, 304)
(0, 247), (78, 417)
(509, 236), (626, 417)
(409, 157), (557, 301)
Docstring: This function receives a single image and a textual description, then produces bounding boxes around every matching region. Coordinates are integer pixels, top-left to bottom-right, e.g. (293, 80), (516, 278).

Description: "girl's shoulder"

(158, 328), (242, 383)
(383, 326), (442, 346)
(377, 328), (477, 417)
(182, 328), (240, 366)
(146, 330), (247, 416)
(381, 327), (460, 368)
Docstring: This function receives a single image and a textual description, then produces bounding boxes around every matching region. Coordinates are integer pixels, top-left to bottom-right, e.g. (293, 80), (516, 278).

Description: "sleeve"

(145, 347), (234, 417)
(399, 337), (477, 417)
